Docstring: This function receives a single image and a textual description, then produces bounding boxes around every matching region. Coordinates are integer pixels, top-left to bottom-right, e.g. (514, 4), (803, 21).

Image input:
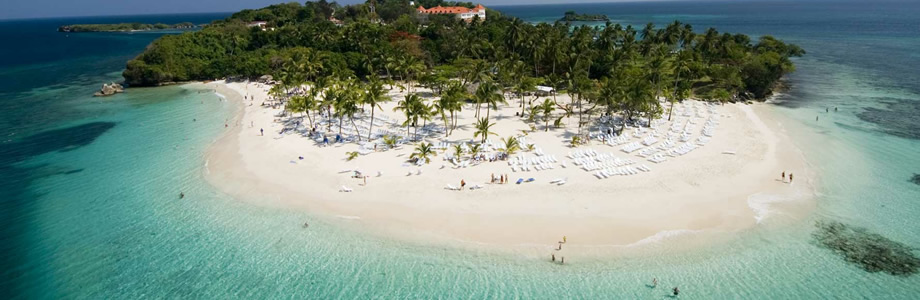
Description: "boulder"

(94, 82), (125, 97)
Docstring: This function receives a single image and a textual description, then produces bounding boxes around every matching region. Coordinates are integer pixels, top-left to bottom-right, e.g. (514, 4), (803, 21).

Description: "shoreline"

(201, 80), (816, 257)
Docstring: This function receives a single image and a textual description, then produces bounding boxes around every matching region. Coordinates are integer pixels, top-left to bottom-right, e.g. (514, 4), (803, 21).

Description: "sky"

(0, 0), (665, 20)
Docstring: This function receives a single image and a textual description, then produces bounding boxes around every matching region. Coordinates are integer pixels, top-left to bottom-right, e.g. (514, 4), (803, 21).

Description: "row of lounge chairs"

(593, 165), (651, 179)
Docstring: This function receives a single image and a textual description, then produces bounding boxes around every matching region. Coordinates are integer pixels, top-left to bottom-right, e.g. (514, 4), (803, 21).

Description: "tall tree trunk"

(368, 106), (376, 141)
(668, 69), (681, 121)
(352, 117), (361, 142)
(520, 94), (526, 117)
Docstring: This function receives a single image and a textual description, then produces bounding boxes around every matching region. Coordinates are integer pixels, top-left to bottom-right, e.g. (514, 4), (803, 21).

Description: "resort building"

(416, 4), (487, 21)
(246, 21), (267, 28)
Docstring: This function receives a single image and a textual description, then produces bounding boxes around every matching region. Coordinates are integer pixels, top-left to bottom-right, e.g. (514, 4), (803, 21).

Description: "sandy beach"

(202, 80), (815, 257)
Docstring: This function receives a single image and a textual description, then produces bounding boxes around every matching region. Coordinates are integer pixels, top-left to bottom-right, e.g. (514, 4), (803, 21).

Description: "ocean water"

(2, 1), (919, 298)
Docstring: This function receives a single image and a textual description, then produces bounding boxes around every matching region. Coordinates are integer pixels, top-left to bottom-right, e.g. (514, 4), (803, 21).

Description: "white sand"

(202, 80), (815, 257)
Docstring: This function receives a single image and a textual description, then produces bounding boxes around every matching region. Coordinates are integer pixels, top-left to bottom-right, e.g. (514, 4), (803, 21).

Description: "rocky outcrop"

(94, 82), (125, 97)
(814, 221), (920, 276)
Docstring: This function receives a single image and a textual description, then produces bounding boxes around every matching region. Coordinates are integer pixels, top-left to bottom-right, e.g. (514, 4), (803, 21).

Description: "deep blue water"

(2, 2), (920, 298)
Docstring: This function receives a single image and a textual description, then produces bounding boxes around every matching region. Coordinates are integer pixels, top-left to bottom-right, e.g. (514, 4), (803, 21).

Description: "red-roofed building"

(416, 4), (486, 21)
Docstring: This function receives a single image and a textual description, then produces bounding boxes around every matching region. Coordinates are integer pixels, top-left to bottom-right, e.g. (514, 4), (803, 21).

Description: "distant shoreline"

(58, 22), (199, 33)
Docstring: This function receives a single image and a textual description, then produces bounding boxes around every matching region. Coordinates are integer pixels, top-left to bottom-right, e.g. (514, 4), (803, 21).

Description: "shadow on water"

(0, 121), (115, 297)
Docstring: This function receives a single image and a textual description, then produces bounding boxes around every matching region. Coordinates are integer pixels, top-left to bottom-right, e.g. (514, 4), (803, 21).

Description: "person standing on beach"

(551, 254), (555, 262)
(563, 236), (567, 243)
(260, 128), (264, 136)
(461, 179), (466, 190)
(782, 171), (785, 182)
(491, 173), (495, 183)
(560, 257), (564, 264)
(789, 173), (794, 183)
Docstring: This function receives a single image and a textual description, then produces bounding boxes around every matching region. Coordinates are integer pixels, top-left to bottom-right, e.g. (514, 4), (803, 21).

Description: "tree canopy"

(123, 0), (803, 105)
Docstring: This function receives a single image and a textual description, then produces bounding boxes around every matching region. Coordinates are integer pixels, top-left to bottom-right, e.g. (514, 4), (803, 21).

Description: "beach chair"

(340, 186), (353, 192)
(516, 178), (524, 184)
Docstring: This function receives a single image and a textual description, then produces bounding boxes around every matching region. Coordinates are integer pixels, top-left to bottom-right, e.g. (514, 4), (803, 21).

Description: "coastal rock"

(814, 221), (920, 276)
(910, 174), (920, 185)
(94, 82), (125, 97)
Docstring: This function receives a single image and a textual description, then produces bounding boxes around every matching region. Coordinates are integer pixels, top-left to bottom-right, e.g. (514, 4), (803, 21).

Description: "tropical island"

(58, 22), (197, 32)
(559, 11), (609, 22)
(128, 1), (811, 252)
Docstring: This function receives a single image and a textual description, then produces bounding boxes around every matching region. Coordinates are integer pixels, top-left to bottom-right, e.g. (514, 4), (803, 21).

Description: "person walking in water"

(673, 287), (680, 296)
(551, 254), (555, 262)
(560, 257), (565, 264)
(652, 278), (658, 288)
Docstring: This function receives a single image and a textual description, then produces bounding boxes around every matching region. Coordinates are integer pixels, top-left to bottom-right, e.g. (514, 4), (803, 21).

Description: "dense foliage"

(123, 1), (804, 143)
(58, 22), (196, 32)
(124, 0), (804, 100)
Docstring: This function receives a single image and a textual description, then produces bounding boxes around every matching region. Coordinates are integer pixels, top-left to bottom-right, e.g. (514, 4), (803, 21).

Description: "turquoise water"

(2, 2), (920, 298)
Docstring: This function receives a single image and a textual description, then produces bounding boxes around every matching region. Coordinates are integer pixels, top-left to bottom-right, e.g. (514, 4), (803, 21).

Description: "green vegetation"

(559, 11), (609, 22)
(814, 221), (920, 276)
(410, 142), (437, 164)
(123, 1), (803, 141)
(58, 22), (196, 32)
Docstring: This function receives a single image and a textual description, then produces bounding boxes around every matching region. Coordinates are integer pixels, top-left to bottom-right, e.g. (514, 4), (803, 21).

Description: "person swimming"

(673, 286), (679, 296)
(179, 192), (184, 199)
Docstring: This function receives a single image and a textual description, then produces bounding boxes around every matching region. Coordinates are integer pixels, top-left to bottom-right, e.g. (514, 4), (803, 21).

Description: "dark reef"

(910, 174), (920, 185)
(814, 221), (920, 276)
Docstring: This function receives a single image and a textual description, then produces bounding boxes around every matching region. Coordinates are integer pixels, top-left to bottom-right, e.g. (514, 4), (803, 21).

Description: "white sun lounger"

(340, 186), (353, 192)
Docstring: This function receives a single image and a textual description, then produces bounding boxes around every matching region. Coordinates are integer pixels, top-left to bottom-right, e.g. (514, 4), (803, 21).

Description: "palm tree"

(515, 75), (538, 117)
(382, 135), (399, 150)
(539, 99), (556, 131)
(475, 80), (505, 120)
(362, 76), (390, 140)
(346, 151), (359, 161)
(394, 94), (419, 140)
(440, 82), (467, 135)
(410, 142), (437, 164)
(469, 143), (482, 159)
(451, 144), (464, 161)
(668, 49), (693, 121)
(335, 80), (362, 141)
(499, 136), (521, 156)
(472, 118), (496, 144)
